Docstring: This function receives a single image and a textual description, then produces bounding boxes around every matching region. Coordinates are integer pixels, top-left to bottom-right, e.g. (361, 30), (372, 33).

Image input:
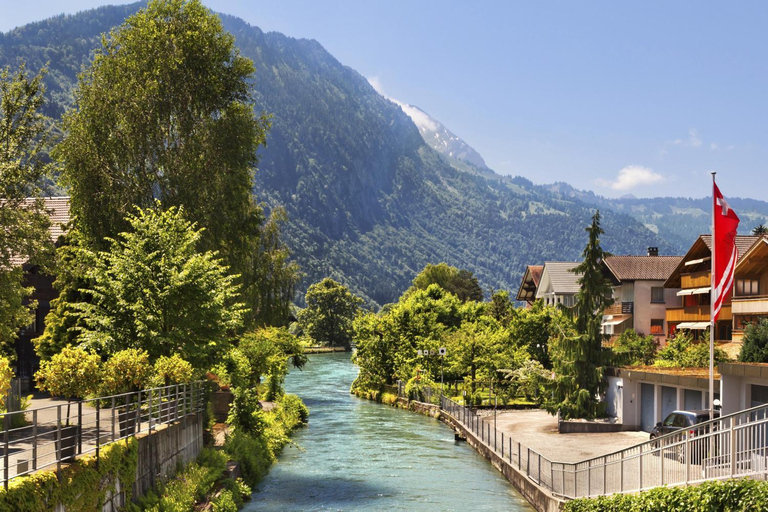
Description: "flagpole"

(710, 172), (716, 421)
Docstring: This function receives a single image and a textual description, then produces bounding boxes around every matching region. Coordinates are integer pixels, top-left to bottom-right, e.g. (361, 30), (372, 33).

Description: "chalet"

(534, 262), (580, 308)
(600, 248), (682, 344)
(515, 265), (544, 306)
(15, 197), (70, 390)
(664, 235), (760, 342)
(730, 236), (768, 343)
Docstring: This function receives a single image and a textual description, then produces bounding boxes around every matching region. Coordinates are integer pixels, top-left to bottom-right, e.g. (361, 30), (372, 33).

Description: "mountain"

(0, 4), (675, 306)
(543, 182), (768, 255)
(387, 100), (489, 170)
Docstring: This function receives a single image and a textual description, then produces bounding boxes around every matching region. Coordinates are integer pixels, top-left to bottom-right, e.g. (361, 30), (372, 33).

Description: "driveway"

(482, 409), (649, 462)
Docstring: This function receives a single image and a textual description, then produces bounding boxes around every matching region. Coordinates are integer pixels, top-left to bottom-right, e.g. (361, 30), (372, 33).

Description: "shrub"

(212, 490), (238, 512)
(153, 355), (193, 387)
(611, 329), (658, 366)
(654, 331), (727, 368)
(101, 348), (152, 395)
(739, 317), (768, 363)
(223, 431), (272, 487)
(0, 357), (13, 410)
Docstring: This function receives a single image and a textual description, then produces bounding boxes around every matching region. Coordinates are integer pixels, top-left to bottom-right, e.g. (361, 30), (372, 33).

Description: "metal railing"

(440, 396), (768, 500)
(0, 382), (205, 488)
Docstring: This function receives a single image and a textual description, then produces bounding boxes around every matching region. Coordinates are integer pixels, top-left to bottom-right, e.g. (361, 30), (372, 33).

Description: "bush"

(563, 478), (768, 511)
(153, 355), (193, 386)
(101, 349), (152, 395)
(654, 331), (728, 368)
(739, 318), (768, 363)
(611, 329), (658, 366)
(223, 431), (272, 487)
(211, 490), (238, 512)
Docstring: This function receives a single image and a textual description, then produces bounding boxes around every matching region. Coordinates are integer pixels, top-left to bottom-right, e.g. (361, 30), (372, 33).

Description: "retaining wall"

(441, 412), (564, 512)
(54, 412), (203, 512)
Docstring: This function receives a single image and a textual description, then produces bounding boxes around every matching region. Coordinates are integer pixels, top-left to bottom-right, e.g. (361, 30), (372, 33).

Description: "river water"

(243, 352), (532, 511)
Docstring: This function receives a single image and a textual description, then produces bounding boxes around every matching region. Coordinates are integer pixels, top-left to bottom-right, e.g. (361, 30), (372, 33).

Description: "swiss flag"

(713, 183), (740, 322)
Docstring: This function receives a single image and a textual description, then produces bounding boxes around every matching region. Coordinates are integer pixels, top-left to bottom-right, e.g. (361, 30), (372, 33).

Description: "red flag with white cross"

(712, 182), (740, 322)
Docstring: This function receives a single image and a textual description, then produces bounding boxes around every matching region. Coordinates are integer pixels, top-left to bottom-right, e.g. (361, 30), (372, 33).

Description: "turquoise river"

(243, 352), (532, 511)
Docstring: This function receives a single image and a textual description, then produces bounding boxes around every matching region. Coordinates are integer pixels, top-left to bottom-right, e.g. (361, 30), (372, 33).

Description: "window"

(563, 295), (574, 307)
(651, 287), (665, 303)
(650, 319), (664, 335)
(736, 279), (760, 296)
(663, 413), (677, 427)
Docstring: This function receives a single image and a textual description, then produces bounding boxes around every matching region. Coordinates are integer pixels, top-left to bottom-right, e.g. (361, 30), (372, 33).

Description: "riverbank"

(303, 346), (349, 354)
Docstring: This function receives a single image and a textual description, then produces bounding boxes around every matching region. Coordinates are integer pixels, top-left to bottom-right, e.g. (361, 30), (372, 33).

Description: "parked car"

(650, 410), (720, 463)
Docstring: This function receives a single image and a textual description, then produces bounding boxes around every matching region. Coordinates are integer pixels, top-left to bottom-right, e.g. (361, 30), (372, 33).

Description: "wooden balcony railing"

(666, 304), (732, 322)
(681, 271), (710, 289)
(732, 297), (768, 315)
(604, 304), (622, 316)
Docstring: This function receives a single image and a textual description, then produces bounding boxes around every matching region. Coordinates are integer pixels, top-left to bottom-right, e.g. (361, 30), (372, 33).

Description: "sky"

(1, 1), (767, 201)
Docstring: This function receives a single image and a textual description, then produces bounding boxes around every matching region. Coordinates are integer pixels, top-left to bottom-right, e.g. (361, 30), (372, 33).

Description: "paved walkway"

(479, 409), (649, 462)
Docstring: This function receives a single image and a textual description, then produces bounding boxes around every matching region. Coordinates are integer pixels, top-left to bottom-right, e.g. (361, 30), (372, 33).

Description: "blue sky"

(1, 1), (767, 200)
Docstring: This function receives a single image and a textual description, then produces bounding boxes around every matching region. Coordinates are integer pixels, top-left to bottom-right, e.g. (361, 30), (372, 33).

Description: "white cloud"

(670, 128), (702, 148)
(597, 165), (665, 191)
(367, 76), (385, 96)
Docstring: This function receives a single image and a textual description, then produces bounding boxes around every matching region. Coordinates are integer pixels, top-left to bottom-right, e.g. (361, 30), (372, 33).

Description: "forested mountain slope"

(0, 4), (674, 306)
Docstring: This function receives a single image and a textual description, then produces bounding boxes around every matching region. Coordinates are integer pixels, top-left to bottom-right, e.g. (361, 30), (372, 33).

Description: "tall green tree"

(298, 278), (363, 349)
(409, 263), (483, 302)
(753, 224), (768, 236)
(54, 205), (245, 370)
(738, 319), (768, 363)
(0, 64), (53, 354)
(546, 211), (613, 419)
(54, 0), (281, 326)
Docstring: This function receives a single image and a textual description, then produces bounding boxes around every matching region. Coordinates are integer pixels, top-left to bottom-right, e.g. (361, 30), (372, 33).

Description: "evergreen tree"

(738, 318), (768, 363)
(546, 211), (613, 419)
(0, 63), (54, 354)
(753, 224), (768, 236)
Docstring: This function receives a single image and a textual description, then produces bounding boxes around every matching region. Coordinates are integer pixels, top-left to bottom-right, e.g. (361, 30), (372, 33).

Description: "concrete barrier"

(441, 413), (564, 512)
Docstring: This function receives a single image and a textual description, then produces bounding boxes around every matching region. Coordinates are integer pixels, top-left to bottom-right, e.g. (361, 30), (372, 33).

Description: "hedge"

(564, 479), (768, 511)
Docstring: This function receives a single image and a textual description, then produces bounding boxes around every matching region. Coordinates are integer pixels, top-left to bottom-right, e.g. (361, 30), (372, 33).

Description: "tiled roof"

(542, 261), (581, 294)
(603, 255), (682, 282)
(9, 197), (70, 266)
(528, 265), (543, 287)
(700, 234), (760, 262)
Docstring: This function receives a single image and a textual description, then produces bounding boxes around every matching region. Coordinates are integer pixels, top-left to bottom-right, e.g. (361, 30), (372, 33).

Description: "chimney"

(647, 247), (659, 257)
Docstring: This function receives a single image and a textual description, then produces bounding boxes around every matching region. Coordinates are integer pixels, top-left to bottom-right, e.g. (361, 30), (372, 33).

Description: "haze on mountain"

(5, 2), (761, 306)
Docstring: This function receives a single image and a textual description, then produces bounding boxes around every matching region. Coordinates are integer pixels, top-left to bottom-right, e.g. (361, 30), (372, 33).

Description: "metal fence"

(440, 396), (768, 500)
(0, 382), (205, 488)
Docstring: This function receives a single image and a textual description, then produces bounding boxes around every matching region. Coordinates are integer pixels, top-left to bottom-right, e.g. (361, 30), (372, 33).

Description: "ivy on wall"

(0, 438), (138, 512)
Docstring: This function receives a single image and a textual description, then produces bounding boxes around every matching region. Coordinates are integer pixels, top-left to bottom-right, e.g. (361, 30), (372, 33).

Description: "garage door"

(641, 383), (655, 432)
(661, 386), (677, 421)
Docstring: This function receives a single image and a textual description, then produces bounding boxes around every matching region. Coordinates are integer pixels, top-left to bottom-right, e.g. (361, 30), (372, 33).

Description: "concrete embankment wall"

(440, 412), (564, 512)
(53, 412), (203, 512)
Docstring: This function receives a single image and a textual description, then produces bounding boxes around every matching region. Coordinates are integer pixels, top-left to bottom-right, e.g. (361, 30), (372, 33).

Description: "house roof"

(536, 261), (581, 297)
(515, 265), (544, 302)
(664, 234), (760, 288)
(734, 236), (768, 276)
(602, 255), (682, 282)
(9, 197), (70, 266)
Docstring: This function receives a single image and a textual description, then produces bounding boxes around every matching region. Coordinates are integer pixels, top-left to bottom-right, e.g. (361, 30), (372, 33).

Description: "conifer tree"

(546, 211), (613, 419)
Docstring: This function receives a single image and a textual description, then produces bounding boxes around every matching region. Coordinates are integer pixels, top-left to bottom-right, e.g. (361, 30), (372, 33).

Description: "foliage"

(739, 317), (768, 363)
(101, 349), (153, 395)
(563, 478), (768, 511)
(404, 372), (439, 403)
(409, 263), (483, 302)
(0, 357), (13, 410)
(655, 331), (728, 368)
(0, 437), (138, 512)
(53, 205), (245, 370)
(211, 348), (253, 391)
(223, 393), (308, 487)
(55, 0), (272, 327)
(753, 224), (768, 236)
(611, 329), (658, 366)
(508, 300), (564, 368)
(299, 278), (363, 349)
(238, 327), (307, 391)
(35, 346), (101, 400)
(153, 355), (194, 387)
(226, 387), (264, 435)
(503, 359), (550, 403)
(245, 207), (302, 327)
(546, 211), (613, 419)
(0, 63), (53, 354)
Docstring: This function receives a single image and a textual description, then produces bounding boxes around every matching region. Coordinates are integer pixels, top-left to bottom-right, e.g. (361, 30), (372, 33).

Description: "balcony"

(605, 302), (633, 316)
(732, 296), (768, 315)
(666, 304), (732, 323)
(681, 271), (710, 289)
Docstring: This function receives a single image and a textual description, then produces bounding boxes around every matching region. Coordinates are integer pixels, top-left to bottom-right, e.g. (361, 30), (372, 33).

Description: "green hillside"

(0, 3), (675, 306)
